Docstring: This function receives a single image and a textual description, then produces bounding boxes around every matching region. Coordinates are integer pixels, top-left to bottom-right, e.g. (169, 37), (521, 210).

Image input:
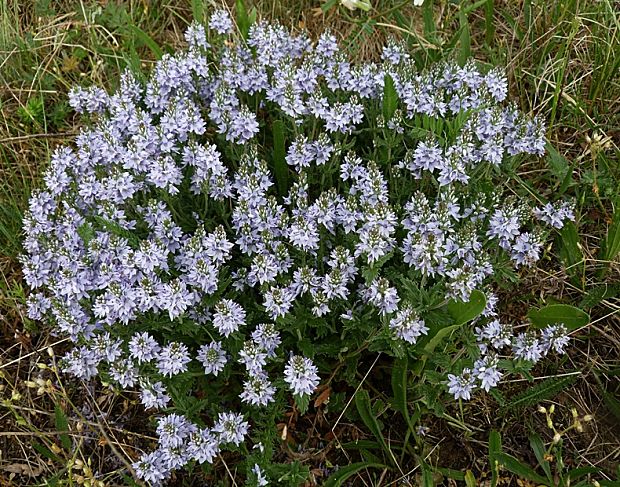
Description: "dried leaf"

(314, 386), (331, 408)
(3, 463), (44, 476)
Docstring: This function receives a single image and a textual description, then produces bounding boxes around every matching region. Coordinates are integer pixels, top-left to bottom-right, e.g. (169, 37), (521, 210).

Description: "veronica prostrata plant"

(21, 9), (577, 485)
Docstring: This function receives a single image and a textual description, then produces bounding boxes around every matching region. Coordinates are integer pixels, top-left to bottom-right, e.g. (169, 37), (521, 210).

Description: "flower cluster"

(22, 10), (575, 484)
(447, 319), (570, 400)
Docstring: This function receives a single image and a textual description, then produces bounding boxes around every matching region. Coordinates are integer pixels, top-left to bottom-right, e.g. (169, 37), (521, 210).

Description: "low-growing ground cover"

(0, 1), (618, 486)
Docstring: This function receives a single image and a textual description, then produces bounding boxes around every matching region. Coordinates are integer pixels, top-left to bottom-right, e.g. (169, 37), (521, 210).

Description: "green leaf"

(601, 207), (620, 262)
(272, 120), (288, 196)
(424, 290), (486, 353)
(462, 0), (494, 14)
(294, 393), (310, 415)
(529, 433), (552, 481)
(355, 390), (393, 465)
(323, 462), (386, 487)
(382, 74), (398, 122)
(321, 0), (339, 13)
(457, 10), (471, 66)
(421, 461), (435, 487)
(91, 215), (140, 247)
(567, 467), (601, 482)
(236, 0), (254, 39)
(601, 388), (620, 422)
(248, 6), (257, 27)
(435, 467), (465, 481)
(422, 0), (437, 39)
(448, 290), (487, 325)
(390, 357), (408, 417)
(128, 25), (163, 59)
(191, 0), (204, 21)
(528, 304), (589, 331)
(484, 0), (495, 44)
(54, 404), (72, 451)
(494, 452), (549, 485)
(77, 222), (95, 246)
(32, 441), (60, 462)
(546, 143), (570, 181)
(506, 375), (577, 411)
(579, 284), (620, 309)
(489, 430), (502, 487)
(464, 470), (477, 487)
(558, 221), (584, 280)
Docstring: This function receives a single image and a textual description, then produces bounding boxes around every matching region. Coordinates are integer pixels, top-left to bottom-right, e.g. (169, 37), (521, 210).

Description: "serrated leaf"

(32, 441), (60, 462)
(54, 404), (72, 451)
(382, 74), (398, 122)
(77, 222), (94, 246)
(579, 284), (620, 309)
(494, 452), (549, 485)
(528, 304), (589, 330)
(92, 215), (140, 246)
(506, 375), (577, 411)
(323, 462), (386, 487)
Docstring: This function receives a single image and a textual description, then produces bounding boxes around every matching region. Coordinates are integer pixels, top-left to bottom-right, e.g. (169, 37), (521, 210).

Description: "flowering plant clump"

(22, 9), (577, 485)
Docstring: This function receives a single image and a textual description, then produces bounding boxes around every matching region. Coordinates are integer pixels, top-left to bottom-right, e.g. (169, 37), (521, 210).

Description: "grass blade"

(128, 25), (163, 59)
